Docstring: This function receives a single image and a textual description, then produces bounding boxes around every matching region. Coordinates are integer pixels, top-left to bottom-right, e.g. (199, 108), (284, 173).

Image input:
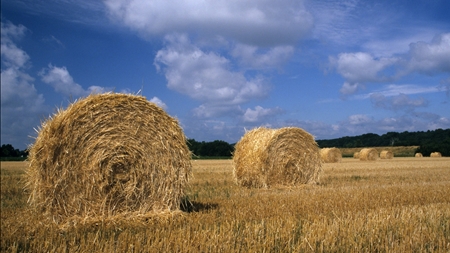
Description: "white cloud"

(39, 65), (86, 97)
(231, 44), (294, 69)
(149, 96), (168, 110)
(104, 0), (313, 46)
(192, 104), (243, 119)
(1, 21), (29, 69)
(332, 52), (396, 83)
(406, 33), (450, 74)
(370, 93), (428, 111)
(348, 114), (373, 125)
(154, 34), (270, 117)
(330, 52), (398, 95)
(1, 21), (48, 149)
(39, 64), (113, 98)
(354, 84), (441, 100)
(339, 81), (362, 95)
(332, 33), (450, 96)
(241, 106), (283, 123)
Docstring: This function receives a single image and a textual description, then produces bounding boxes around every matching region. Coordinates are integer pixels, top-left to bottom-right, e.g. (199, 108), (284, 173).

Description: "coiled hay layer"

(320, 148), (342, 163)
(415, 153), (423, 157)
(359, 148), (378, 161)
(232, 127), (322, 188)
(430, 152), (442, 157)
(353, 152), (360, 159)
(26, 93), (192, 224)
(380, 150), (394, 159)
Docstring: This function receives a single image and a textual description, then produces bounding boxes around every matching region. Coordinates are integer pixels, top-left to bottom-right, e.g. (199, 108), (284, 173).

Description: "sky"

(1, 0), (450, 150)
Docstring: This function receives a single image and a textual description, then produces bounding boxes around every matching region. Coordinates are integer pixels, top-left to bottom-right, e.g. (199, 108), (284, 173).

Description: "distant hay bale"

(26, 93), (192, 224)
(380, 150), (394, 159)
(415, 153), (423, 158)
(359, 148), (378, 161)
(430, 152), (442, 157)
(232, 127), (322, 188)
(353, 152), (360, 159)
(320, 148), (342, 163)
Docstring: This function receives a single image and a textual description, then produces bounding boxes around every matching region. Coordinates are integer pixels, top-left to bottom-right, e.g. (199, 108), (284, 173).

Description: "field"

(1, 157), (450, 252)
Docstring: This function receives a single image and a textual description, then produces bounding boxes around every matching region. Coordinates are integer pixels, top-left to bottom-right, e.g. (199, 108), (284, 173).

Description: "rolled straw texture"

(415, 153), (423, 158)
(26, 93), (192, 224)
(359, 148), (378, 161)
(380, 150), (394, 159)
(353, 152), (360, 159)
(430, 152), (442, 157)
(320, 148), (342, 163)
(232, 127), (322, 188)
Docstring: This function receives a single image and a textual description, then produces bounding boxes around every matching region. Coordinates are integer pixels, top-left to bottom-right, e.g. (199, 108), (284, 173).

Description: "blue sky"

(1, 0), (450, 150)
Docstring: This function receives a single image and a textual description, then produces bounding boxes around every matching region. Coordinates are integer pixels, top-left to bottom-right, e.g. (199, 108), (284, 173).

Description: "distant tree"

(186, 139), (233, 157)
(0, 144), (26, 158)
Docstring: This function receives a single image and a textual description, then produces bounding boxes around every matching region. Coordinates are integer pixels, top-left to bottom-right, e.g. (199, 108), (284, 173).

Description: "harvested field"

(2, 157), (450, 252)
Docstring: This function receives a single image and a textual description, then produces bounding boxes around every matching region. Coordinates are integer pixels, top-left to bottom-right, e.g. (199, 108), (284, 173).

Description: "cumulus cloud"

(1, 21), (29, 69)
(154, 34), (270, 117)
(241, 106), (283, 123)
(149, 96), (168, 110)
(330, 52), (397, 95)
(332, 33), (450, 96)
(406, 33), (450, 74)
(231, 44), (295, 70)
(39, 64), (112, 97)
(370, 93), (428, 111)
(104, 0), (313, 46)
(1, 21), (48, 148)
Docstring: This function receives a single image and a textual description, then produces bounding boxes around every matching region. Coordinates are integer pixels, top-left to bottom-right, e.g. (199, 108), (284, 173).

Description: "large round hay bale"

(359, 148), (378, 161)
(380, 150), (393, 159)
(415, 153), (423, 158)
(353, 152), (360, 159)
(430, 152), (442, 157)
(232, 127), (322, 188)
(320, 148), (342, 163)
(26, 93), (192, 224)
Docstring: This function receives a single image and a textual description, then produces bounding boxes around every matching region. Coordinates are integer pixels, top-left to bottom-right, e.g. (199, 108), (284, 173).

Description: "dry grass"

(415, 153), (424, 157)
(232, 127), (322, 188)
(26, 93), (192, 226)
(2, 157), (450, 252)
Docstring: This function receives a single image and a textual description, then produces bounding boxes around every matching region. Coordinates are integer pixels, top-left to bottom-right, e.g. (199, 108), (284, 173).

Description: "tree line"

(0, 144), (29, 161)
(316, 128), (450, 156)
(1, 128), (448, 159)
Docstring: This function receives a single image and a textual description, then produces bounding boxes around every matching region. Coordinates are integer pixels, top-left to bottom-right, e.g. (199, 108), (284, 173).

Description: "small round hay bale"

(232, 127), (322, 188)
(353, 152), (360, 159)
(380, 150), (394, 159)
(359, 148), (378, 161)
(430, 152), (442, 157)
(320, 148), (342, 163)
(26, 93), (192, 224)
(415, 153), (423, 158)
